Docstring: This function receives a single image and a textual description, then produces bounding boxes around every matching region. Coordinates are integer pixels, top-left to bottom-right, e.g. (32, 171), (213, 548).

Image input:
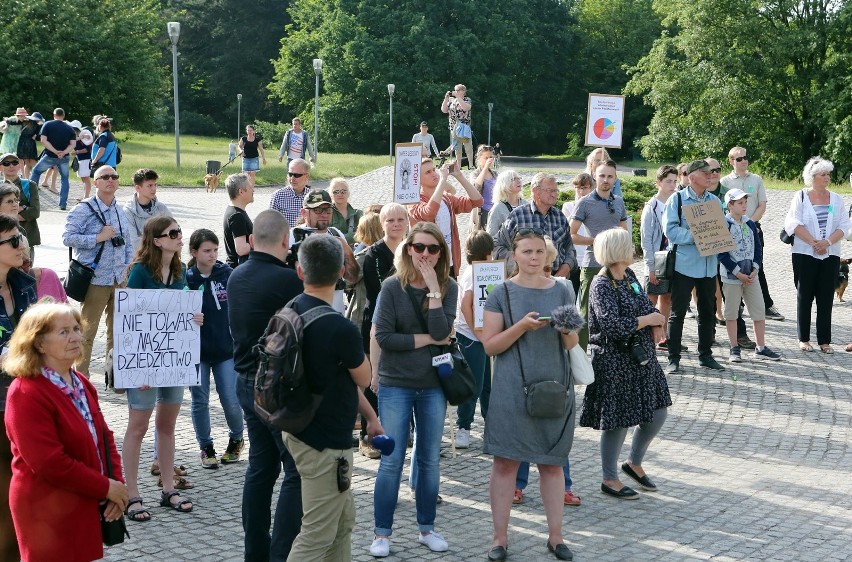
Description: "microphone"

(549, 305), (585, 332)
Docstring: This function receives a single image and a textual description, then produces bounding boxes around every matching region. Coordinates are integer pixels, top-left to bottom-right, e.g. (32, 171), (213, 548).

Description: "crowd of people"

(0, 101), (850, 562)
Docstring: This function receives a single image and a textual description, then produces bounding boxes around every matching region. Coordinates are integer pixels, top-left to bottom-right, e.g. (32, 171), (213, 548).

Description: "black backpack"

(252, 301), (337, 433)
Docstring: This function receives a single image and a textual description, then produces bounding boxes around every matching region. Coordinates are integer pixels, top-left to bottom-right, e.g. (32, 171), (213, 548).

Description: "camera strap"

(85, 199), (124, 239)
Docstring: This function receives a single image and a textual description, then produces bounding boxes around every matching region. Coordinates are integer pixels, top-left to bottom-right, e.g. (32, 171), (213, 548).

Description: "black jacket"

(186, 261), (234, 363)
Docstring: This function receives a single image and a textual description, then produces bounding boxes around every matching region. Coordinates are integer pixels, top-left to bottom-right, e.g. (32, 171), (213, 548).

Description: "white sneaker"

(454, 428), (470, 448)
(370, 537), (390, 557)
(418, 531), (449, 552)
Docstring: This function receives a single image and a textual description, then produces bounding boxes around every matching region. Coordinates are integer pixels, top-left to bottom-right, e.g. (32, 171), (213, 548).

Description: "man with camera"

(289, 189), (359, 313)
(62, 165), (135, 377)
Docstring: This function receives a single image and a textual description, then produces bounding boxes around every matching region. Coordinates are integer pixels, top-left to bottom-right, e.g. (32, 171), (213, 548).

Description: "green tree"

(0, 0), (166, 130)
(269, 0), (581, 155)
(626, 0), (844, 178)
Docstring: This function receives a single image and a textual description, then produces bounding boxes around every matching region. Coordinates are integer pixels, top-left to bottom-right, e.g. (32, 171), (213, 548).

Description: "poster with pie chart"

(585, 93), (625, 149)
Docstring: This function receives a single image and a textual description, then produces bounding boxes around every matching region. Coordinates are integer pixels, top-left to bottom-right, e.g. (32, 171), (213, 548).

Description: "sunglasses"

(336, 457), (350, 492)
(0, 160), (19, 166)
(605, 198), (615, 214)
(97, 174), (120, 181)
(288, 172), (306, 178)
(734, 156), (749, 162)
(332, 190), (348, 195)
(517, 227), (545, 237)
(410, 242), (441, 255)
(0, 234), (22, 248)
(155, 228), (182, 240)
(708, 167), (722, 174)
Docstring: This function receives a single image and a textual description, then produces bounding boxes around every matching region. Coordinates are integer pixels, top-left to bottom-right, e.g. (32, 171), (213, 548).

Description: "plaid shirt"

(42, 367), (102, 471)
(270, 185), (306, 226)
(62, 195), (135, 286)
(496, 201), (577, 272)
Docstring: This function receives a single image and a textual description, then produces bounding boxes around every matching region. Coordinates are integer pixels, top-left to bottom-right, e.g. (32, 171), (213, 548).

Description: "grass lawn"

(118, 132), (388, 186)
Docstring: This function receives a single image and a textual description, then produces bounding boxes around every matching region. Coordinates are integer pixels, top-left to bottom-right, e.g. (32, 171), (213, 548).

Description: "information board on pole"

(394, 143), (423, 204)
(585, 93), (626, 149)
(113, 288), (203, 388)
(472, 260), (507, 331)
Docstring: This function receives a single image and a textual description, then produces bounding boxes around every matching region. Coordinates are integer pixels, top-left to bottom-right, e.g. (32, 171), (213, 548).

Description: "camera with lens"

(615, 332), (649, 366)
(111, 235), (125, 248)
(285, 227), (317, 269)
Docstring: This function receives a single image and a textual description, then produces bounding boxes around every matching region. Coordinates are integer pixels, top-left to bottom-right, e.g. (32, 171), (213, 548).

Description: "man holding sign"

(662, 159), (726, 373)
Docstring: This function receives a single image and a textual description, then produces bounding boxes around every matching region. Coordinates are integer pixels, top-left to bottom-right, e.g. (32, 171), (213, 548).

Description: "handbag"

(71, 156), (79, 172)
(781, 191), (805, 244)
(100, 427), (129, 546)
(653, 249), (676, 280)
(405, 289), (476, 406)
(504, 284), (569, 418)
(568, 345), (594, 385)
(64, 244), (105, 302)
(453, 122), (472, 140)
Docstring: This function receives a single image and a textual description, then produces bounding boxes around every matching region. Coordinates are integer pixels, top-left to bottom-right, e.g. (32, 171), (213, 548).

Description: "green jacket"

(330, 204), (363, 246)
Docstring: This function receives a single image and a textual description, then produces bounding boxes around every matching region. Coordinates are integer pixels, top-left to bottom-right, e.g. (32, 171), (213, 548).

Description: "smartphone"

(448, 160), (459, 173)
(538, 316), (551, 321)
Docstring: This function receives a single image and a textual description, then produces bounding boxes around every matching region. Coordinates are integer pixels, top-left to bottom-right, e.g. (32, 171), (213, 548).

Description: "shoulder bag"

(406, 288), (476, 405)
(503, 284), (569, 418)
(64, 202), (108, 302)
(100, 426), (129, 545)
(653, 192), (682, 280)
(780, 190), (804, 244)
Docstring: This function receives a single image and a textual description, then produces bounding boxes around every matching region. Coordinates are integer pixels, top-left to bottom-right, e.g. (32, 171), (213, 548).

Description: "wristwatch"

(426, 292), (442, 300)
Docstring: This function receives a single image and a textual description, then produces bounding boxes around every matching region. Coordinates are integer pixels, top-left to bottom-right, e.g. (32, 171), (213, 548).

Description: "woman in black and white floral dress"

(580, 228), (671, 500)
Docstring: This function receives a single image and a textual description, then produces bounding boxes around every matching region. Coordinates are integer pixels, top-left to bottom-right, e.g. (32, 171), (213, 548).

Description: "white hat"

(79, 129), (94, 146)
(724, 188), (749, 204)
(69, 119), (83, 130)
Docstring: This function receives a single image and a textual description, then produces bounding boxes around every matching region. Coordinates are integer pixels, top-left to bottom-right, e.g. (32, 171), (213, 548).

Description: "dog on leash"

(204, 173), (220, 193)
(837, 258), (851, 301)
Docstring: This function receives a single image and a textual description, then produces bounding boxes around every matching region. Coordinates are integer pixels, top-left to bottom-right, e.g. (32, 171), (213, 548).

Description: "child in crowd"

(718, 189), (781, 362)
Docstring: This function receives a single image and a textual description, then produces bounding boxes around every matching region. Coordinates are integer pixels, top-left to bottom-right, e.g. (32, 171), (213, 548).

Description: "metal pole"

(389, 94), (393, 165)
(237, 94), (242, 140)
(488, 102), (494, 146)
(171, 43), (180, 169)
(314, 74), (319, 163)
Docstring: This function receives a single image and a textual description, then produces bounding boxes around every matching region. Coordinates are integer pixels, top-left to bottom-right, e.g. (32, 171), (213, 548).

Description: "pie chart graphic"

(593, 118), (616, 140)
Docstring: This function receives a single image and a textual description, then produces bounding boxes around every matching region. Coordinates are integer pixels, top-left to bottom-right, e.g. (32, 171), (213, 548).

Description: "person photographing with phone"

(440, 84), (474, 169)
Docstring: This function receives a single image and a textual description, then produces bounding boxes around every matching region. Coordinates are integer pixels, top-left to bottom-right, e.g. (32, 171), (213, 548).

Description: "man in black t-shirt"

(223, 172), (254, 268)
(29, 108), (76, 210)
(283, 235), (381, 561)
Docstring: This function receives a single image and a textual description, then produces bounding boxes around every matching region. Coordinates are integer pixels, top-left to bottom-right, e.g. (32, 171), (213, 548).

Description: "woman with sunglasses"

(470, 145), (497, 229)
(0, 215), (38, 560)
(121, 216), (202, 522)
(480, 228), (579, 561)
(328, 177), (364, 246)
(370, 222), (457, 557)
(0, 156), (40, 260)
(486, 169), (526, 239)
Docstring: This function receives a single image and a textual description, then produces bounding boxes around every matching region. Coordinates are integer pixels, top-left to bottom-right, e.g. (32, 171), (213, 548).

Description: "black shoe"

(546, 541), (574, 560)
(59, 205), (66, 211)
(488, 545), (508, 561)
(665, 360), (680, 374)
(737, 336), (756, 350)
(600, 483), (639, 500)
(699, 356), (725, 370)
(621, 463), (657, 491)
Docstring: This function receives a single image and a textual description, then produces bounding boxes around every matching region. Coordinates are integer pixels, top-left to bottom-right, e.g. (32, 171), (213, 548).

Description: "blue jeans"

(516, 459), (573, 491)
(190, 359), (244, 449)
(30, 154), (70, 208)
(374, 385), (446, 536)
(455, 333), (490, 429)
(235, 376), (301, 562)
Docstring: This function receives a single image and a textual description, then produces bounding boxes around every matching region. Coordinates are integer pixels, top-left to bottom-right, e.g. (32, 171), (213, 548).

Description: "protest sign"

(394, 143), (422, 204)
(585, 93), (626, 149)
(113, 288), (203, 388)
(472, 260), (507, 330)
(682, 201), (735, 256)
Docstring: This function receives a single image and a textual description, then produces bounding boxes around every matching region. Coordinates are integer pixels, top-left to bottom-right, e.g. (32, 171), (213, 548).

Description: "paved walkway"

(28, 171), (852, 561)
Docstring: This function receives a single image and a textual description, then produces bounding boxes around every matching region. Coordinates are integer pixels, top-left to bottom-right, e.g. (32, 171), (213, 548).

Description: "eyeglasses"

(517, 227), (545, 237)
(332, 190), (348, 195)
(0, 160), (19, 166)
(97, 174), (120, 181)
(310, 206), (332, 215)
(0, 234), (22, 248)
(155, 228), (182, 240)
(410, 242), (441, 255)
(734, 156), (748, 162)
(288, 172), (306, 178)
(708, 167), (722, 174)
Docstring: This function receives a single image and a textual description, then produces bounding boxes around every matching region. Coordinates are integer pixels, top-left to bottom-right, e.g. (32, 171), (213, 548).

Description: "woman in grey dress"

(481, 229), (579, 562)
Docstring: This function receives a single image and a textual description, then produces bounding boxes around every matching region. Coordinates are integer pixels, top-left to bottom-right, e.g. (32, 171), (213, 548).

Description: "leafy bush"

(179, 111), (222, 136)
(252, 121), (289, 147)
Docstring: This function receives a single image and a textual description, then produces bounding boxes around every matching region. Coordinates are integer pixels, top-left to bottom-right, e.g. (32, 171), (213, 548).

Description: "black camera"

(293, 226), (317, 243)
(616, 333), (650, 366)
(111, 236), (125, 248)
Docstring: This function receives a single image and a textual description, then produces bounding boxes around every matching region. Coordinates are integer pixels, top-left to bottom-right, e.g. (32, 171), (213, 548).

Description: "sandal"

(125, 497), (151, 522)
(151, 462), (188, 477)
(820, 344), (834, 354)
(160, 490), (193, 513)
(799, 342), (814, 352)
(845, 343), (852, 353)
(157, 474), (194, 490)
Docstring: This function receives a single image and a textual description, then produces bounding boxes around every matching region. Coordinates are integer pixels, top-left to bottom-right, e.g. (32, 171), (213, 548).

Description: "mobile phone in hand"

(448, 160), (459, 173)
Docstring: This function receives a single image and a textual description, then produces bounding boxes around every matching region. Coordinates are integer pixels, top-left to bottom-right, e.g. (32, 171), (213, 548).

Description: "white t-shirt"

(562, 201), (589, 266)
(435, 201), (453, 266)
(454, 267), (478, 341)
(287, 132), (305, 160)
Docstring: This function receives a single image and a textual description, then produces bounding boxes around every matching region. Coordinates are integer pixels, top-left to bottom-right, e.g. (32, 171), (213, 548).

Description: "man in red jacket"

(407, 158), (482, 277)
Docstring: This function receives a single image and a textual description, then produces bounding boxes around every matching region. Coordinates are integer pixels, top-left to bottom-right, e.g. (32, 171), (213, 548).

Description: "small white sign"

(432, 353), (452, 366)
(472, 260), (507, 330)
(394, 142), (423, 204)
(585, 93), (626, 149)
(113, 288), (203, 388)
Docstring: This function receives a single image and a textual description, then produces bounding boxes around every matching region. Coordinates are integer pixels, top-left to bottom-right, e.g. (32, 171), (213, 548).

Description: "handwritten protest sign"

(113, 288), (203, 388)
(682, 201), (735, 256)
(472, 260), (507, 330)
(394, 143), (422, 204)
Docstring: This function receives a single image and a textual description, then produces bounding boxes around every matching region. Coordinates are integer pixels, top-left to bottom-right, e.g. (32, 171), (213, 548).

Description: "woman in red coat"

(4, 301), (129, 562)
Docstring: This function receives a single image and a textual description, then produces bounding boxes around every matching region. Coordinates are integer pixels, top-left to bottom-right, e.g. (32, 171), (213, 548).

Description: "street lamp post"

(488, 102), (494, 146)
(388, 84), (395, 165)
(167, 22), (181, 169)
(237, 93), (242, 140)
(312, 58), (323, 164)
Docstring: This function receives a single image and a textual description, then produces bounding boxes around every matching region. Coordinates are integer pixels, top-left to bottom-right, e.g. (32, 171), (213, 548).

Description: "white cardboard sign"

(472, 260), (507, 330)
(394, 142), (423, 204)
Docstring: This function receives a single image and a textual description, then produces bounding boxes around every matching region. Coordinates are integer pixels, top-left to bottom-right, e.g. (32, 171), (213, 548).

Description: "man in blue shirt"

(662, 159), (726, 373)
(29, 108), (76, 210)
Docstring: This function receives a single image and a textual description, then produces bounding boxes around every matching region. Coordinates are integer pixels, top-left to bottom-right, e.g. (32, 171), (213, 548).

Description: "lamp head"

(312, 58), (323, 74)
(488, 103), (494, 111)
(237, 93), (242, 101)
(167, 22), (181, 43)
(387, 84), (395, 96)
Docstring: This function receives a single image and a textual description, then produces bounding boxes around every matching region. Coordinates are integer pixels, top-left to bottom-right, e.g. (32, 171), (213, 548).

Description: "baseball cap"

(69, 120), (83, 130)
(303, 189), (332, 209)
(724, 188), (749, 204)
(0, 152), (18, 162)
(420, 121), (428, 127)
(685, 159), (711, 174)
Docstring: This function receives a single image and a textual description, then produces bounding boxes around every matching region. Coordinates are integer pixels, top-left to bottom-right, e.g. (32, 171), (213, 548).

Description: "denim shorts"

(242, 157), (260, 172)
(126, 386), (185, 410)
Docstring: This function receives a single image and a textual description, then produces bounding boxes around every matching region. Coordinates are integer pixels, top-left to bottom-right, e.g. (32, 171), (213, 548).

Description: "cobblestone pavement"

(29, 171), (852, 561)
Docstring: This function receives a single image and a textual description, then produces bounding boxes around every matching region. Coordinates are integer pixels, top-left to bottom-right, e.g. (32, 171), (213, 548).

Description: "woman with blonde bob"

(329, 177), (364, 246)
(486, 169), (526, 238)
(4, 301), (129, 562)
(370, 221), (457, 557)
